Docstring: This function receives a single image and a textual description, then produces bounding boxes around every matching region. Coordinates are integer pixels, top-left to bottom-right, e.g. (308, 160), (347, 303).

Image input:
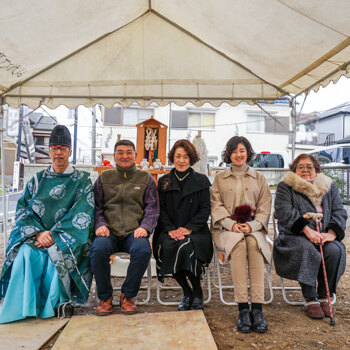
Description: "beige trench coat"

(210, 166), (272, 263)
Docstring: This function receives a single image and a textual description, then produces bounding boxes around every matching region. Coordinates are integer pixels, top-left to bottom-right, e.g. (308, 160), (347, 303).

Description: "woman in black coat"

(153, 139), (213, 311)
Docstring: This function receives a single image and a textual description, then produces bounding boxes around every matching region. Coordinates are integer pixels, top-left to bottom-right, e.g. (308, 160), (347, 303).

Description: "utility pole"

(16, 105), (23, 161)
(73, 108), (78, 164)
(91, 107), (96, 165)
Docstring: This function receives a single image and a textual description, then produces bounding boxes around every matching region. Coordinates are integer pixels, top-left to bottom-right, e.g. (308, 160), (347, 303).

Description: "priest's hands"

(35, 230), (55, 248)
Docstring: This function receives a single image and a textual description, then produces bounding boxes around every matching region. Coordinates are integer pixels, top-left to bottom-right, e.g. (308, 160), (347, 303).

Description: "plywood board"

(53, 311), (217, 350)
(0, 317), (68, 350)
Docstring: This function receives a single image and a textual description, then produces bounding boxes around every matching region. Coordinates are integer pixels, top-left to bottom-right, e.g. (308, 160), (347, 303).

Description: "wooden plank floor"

(53, 311), (217, 350)
(0, 318), (68, 350)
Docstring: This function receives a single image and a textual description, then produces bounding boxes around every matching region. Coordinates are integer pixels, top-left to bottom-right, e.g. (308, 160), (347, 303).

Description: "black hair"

(114, 139), (136, 152)
(221, 136), (255, 164)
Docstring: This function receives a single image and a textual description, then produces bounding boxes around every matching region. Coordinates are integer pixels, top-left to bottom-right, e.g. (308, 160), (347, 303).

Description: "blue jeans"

(90, 232), (151, 300)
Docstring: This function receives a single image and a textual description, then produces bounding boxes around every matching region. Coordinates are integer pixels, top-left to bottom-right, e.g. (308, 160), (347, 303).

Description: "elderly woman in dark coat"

(153, 139), (212, 311)
(273, 154), (347, 320)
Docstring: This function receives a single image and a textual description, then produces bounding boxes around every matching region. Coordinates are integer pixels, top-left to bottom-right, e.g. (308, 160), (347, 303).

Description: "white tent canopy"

(1, 0), (350, 109)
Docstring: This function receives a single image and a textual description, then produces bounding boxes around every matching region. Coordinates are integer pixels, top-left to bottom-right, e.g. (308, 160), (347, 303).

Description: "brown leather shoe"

(319, 300), (335, 317)
(96, 296), (113, 316)
(120, 293), (138, 314)
(305, 301), (324, 319)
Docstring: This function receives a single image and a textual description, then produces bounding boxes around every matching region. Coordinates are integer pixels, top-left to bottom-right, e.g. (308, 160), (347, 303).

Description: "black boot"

(191, 295), (204, 310)
(251, 309), (268, 333)
(237, 309), (252, 333)
(178, 295), (192, 311)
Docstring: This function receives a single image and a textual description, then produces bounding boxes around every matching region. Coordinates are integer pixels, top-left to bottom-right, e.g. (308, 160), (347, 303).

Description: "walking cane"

(303, 213), (335, 326)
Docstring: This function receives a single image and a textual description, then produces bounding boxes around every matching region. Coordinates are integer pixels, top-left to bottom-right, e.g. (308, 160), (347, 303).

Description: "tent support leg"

(0, 98), (8, 255)
(290, 98), (297, 160)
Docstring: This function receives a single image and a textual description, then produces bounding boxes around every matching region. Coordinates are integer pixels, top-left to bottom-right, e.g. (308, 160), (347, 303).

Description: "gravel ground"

(1, 228), (350, 349)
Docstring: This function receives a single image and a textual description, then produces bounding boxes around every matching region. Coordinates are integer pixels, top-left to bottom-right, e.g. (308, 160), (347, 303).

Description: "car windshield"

(248, 154), (285, 168)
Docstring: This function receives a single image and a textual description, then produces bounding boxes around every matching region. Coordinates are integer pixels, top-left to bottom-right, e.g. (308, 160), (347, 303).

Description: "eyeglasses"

(296, 165), (315, 171)
(49, 146), (70, 153)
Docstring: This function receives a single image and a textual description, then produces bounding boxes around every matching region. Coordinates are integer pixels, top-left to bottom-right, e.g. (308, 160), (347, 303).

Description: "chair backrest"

(272, 210), (279, 241)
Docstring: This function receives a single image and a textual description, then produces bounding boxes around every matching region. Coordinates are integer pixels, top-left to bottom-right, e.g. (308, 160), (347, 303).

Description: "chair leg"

(277, 278), (336, 306)
(213, 244), (272, 305)
(280, 278), (304, 305)
(95, 256), (153, 306)
(204, 267), (211, 304)
(156, 267), (211, 305)
(136, 259), (152, 305)
(264, 263), (274, 304)
(214, 245), (237, 305)
(156, 278), (182, 306)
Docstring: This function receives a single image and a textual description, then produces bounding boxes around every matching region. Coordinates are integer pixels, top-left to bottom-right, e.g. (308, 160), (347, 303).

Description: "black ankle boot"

(191, 295), (204, 310)
(237, 309), (252, 333)
(178, 296), (192, 311)
(251, 309), (268, 333)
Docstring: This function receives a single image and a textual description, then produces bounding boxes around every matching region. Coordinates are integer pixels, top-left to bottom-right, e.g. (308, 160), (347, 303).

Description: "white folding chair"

(95, 252), (153, 306)
(212, 243), (273, 306)
(272, 211), (336, 306)
(156, 266), (211, 305)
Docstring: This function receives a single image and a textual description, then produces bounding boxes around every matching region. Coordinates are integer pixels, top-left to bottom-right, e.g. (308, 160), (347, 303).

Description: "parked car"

(248, 150), (290, 169)
(305, 144), (350, 167)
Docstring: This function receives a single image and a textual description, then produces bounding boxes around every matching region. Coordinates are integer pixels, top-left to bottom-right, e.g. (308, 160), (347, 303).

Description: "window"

(123, 108), (153, 124)
(103, 107), (154, 126)
(188, 112), (215, 130)
(171, 111), (188, 129)
(266, 116), (289, 134)
(35, 136), (45, 145)
(247, 115), (265, 133)
(247, 114), (289, 134)
(170, 110), (216, 130)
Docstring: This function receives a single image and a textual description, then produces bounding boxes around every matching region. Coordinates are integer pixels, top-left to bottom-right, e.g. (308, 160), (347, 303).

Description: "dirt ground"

(1, 229), (350, 350)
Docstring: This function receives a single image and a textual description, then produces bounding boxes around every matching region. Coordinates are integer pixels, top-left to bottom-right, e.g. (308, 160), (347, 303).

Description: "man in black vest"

(91, 140), (159, 315)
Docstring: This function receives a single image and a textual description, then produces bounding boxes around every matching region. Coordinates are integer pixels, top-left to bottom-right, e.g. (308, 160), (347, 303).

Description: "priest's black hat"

(49, 125), (72, 147)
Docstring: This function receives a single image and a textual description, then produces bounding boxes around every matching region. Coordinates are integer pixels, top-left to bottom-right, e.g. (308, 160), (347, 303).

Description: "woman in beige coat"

(211, 136), (271, 333)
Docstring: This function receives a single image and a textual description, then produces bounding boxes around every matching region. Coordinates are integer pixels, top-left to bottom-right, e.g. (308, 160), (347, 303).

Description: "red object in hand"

(231, 205), (253, 223)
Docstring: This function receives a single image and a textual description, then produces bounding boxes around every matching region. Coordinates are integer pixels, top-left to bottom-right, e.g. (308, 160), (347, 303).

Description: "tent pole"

(73, 108), (78, 164)
(290, 98), (297, 160)
(0, 98), (8, 254)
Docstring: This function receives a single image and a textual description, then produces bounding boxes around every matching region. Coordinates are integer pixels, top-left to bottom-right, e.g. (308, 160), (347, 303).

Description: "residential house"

(297, 103), (350, 147)
(100, 101), (291, 167)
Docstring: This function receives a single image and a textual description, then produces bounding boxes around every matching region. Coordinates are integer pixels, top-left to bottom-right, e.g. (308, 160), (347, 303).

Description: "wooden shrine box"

(136, 116), (168, 166)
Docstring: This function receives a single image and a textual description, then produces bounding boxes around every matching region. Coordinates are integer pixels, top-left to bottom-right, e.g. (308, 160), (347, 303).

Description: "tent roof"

(1, 0), (350, 109)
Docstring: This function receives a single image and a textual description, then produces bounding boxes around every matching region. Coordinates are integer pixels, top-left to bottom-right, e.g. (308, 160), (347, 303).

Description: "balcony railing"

(291, 133), (336, 146)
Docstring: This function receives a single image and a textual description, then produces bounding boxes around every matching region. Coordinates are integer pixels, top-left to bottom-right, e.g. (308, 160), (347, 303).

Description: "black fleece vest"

(100, 164), (150, 237)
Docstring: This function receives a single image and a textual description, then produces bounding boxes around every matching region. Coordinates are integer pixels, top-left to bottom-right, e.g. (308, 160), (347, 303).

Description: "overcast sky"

(296, 75), (350, 114)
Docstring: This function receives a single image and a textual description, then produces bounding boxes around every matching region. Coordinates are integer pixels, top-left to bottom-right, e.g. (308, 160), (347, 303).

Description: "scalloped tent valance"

(1, 0), (350, 109)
